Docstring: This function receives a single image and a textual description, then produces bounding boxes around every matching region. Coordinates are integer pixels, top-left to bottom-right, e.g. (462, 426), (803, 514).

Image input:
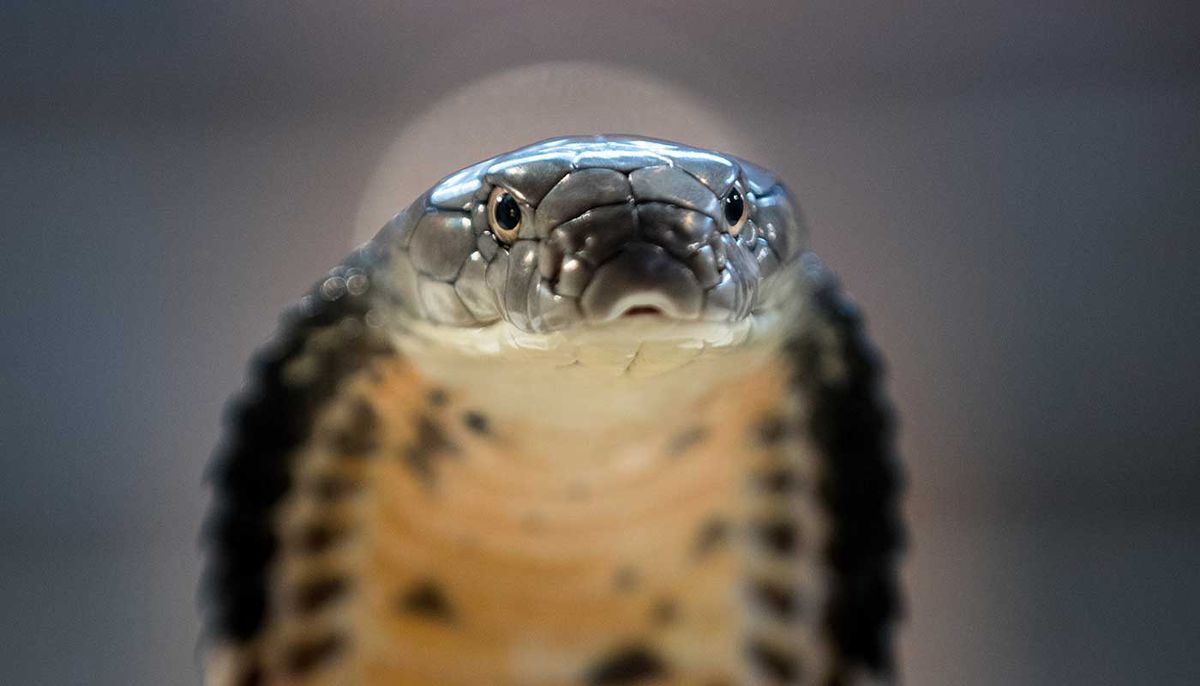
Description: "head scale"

(370, 135), (807, 335)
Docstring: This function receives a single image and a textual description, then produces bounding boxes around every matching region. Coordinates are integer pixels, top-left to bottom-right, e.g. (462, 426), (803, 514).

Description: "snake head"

(370, 135), (808, 336)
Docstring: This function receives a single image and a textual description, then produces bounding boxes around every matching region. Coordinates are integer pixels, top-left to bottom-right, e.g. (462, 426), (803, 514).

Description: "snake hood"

(366, 135), (809, 339)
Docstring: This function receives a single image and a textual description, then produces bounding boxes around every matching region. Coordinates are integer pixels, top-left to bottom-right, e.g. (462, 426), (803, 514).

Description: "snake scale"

(203, 135), (903, 685)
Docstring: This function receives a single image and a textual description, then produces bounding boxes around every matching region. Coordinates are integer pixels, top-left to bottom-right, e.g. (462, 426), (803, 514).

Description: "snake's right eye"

(487, 187), (523, 243)
(722, 185), (748, 236)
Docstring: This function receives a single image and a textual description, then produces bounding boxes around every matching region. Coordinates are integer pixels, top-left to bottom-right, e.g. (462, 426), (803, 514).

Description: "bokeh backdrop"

(3, 2), (1199, 684)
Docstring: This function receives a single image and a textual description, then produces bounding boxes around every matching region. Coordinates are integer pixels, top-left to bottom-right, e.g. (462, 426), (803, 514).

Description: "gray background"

(3, 2), (1199, 684)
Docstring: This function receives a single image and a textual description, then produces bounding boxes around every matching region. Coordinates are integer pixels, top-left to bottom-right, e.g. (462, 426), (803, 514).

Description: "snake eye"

(487, 187), (523, 243)
(722, 186), (748, 235)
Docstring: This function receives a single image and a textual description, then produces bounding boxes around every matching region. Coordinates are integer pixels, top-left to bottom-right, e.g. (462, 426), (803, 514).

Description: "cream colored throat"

(389, 314), (787, 432)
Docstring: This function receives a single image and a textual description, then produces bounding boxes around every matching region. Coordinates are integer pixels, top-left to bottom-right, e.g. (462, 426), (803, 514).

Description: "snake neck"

(386, 311), (790, 436)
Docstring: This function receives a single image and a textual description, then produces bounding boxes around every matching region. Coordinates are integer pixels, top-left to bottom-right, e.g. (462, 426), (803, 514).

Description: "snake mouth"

(621, 306), (663, 317)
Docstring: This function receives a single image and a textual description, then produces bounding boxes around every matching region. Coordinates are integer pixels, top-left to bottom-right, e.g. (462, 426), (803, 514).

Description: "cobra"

(204, 135), (902, 685)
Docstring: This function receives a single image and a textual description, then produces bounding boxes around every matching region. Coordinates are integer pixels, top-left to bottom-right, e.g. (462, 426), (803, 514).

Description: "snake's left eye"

(722, 186), (748, 235)
(488, 187), (523, 243)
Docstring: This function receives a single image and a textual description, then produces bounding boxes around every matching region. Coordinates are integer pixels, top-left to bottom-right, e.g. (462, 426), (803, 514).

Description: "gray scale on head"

(370, 135), (808, 333)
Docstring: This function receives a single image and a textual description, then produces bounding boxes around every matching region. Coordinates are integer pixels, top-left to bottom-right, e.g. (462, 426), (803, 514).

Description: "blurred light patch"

(354, 61), (762, 245)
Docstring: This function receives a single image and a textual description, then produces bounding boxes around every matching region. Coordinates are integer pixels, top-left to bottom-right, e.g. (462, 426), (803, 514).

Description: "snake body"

(204, 136), (902, 685)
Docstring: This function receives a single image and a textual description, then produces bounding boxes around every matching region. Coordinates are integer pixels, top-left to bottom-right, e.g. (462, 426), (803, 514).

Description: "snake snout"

(579, 243), (704, 322)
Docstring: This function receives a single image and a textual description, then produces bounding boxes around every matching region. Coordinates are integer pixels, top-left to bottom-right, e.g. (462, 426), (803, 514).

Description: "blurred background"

(3, 2), (1199, 684)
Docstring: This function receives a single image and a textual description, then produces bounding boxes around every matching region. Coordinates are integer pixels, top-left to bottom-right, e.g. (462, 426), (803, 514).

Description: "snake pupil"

(723, 188), (745, 225)
(493, 192), (521, 232)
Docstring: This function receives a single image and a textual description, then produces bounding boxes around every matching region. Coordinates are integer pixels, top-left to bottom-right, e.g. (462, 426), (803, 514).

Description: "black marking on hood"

(746, 639), (800, 682)
(667, 426), (708, 456)
(753, 414), (788, 446)
(584, 643), (668, 685)
(749, 580), (800, 619)
(292, 576), (350, 613)
(755, 467), (802, 495)
(292, 522), (347, 555)
(463, 410), (490, 435)
(285, 633), (346, 675)
(754, 519), (800, 555)
(650, 597), (679, 626)
(399, 416), (459, 487)
(328, 398), (380, 457)
(693, 516), (730, 559)
(397, 580), (457, 623)
(308, 474), (362, 502)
